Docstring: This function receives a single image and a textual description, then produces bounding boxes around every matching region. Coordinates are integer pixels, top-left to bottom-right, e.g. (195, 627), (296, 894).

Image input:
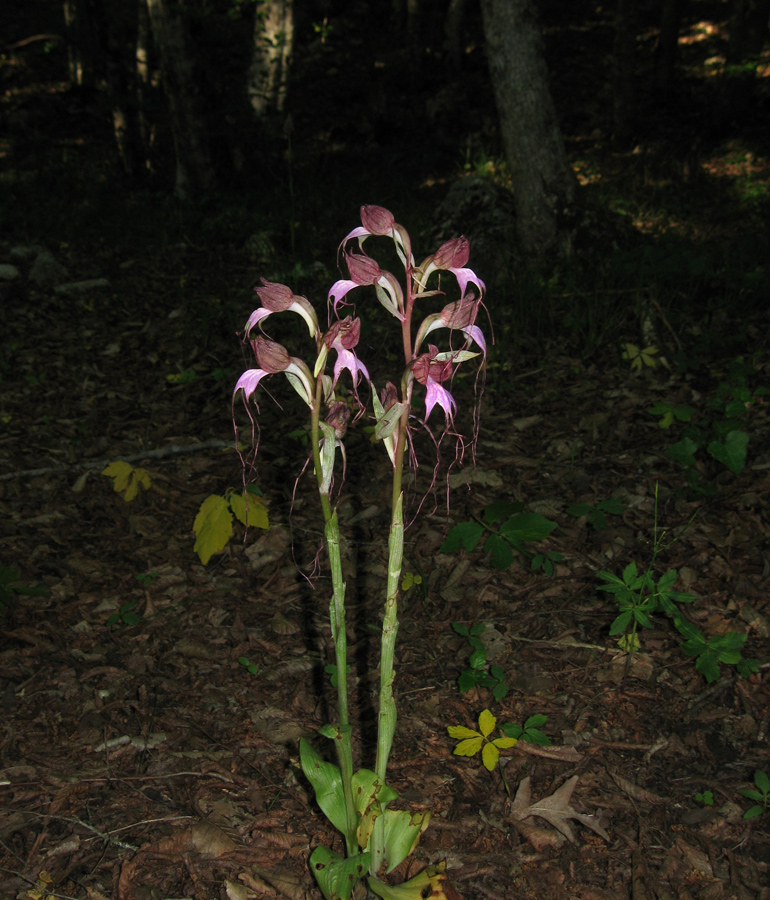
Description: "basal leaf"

(309, 846), (369, 900)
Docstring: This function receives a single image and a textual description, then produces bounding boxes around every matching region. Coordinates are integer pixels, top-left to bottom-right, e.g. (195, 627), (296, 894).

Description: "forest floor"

(2, 2), (770, 900)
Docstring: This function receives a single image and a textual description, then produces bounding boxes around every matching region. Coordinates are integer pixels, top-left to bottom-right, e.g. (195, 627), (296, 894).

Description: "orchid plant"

(234, 206), (487, 900)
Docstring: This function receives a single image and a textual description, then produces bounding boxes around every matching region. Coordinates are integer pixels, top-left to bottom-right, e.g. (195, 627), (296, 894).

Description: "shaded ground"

(2, 2), (770, 899)
(1, 251), (769, 899)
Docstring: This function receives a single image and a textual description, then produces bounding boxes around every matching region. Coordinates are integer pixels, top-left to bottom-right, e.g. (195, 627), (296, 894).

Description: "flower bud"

(325, 401), (350, 439)
(252, 335), (291, 373)
(380, 382), (399, 412)
(433, 236), (470, 270)
(346, 251), (382, 286)
(412, 345), (454, 386)
(360, 205), (395, 236)
(324, 316), (362, 351)
(441, 294), (478, 330)
(255, 279), (295, 310)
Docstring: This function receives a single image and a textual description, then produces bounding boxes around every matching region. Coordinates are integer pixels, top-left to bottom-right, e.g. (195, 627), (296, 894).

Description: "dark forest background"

(1, 0), (768, 359)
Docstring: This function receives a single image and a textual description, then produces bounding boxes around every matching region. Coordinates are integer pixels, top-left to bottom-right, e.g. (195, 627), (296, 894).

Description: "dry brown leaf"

(509, 775), (610, 843)
(608, 769), (667, 804)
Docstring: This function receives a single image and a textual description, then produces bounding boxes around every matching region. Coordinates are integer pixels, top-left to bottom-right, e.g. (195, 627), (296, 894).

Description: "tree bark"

(655, 0), (687, 94)
(612, 0), (637, 142)
(146, 0), (217, 200)
(480, 0), (578, 256)
(63, 0), (96, 86)
(247, 0), (294, 118)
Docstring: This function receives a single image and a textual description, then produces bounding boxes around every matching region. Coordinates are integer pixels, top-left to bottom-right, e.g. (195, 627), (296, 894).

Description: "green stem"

(310, 383), (358, 857)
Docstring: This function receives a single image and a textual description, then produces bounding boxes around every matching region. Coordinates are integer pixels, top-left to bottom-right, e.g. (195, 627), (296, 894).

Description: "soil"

(1, 254), (769, 899)
(1, 2), (770, 899)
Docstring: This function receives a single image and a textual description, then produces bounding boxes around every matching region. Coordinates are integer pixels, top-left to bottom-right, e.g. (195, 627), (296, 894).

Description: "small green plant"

(452, 622), (508, 700)
(694, 790), (714, 806)
(500, 714), (552, 746)
(622, 343), (659, 372)
(238, 656), (259, 675)
(448, 709), (518, 771)
(566, 497), (626, 531)
(441, 500), (558, 573)
(102, 460), (152, 502)
(654, 356), (767, 490)
(674, 619), (759, 683)
(739, 769), (770, 819)
(166, 369), (199, 384)
(597, 488), (759, 683)
(193, 485), (269, 565)
(136, 571), (160, 586)
(106, 597), (144, 628)
(0, 566), (47, 616)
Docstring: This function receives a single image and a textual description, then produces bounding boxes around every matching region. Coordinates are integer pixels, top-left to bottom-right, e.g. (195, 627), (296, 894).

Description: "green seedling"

(193, 485), (269, 565)
(695, 790), (714, 806)
(0, 566), (47, 615)
(102, 460), (152, 502)
(566, 497), (626, 531)
(166, 369), (199, 384)
(598, 487), (760, 682)
(597, 563), (696, 641)
(648, 401), (696, 429)
(739, 769), (770, 819)
(655, 356), (767, 490)
(324, 663), (350, 688)
(400, 571), (422, 593)
(674, 618), (759, 683)
(238, 656), (259, 675)
(622, 343), (659, 372)
(448, 709), (518, 772)
(106, 597), (144, 628)
(136, 571), (160, 586)
(452, 622), (508, 700)
(500, 714), (552, 746)
(441, 500), (558, 573)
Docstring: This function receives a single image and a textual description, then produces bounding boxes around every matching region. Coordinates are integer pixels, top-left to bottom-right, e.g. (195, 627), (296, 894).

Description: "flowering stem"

(310, 381), (358, 857)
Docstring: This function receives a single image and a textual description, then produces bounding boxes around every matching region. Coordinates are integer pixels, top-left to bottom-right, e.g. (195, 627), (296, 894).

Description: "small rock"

(29, 249), (68, 287)
(54, 278), (110, 294)
(0, 264), (20, 281)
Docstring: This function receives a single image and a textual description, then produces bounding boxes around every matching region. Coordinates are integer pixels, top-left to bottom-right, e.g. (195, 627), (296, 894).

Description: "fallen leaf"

(509, 775), (610, 843)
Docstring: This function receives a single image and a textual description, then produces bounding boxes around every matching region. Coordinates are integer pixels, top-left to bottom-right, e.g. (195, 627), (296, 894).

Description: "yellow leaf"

(478, 708), (496, 737)
(193, 495), (234, 565)
(452, 737), (483, 757)
(447, 725), (481, 740)
(492, 737), (518, 750)
(482, 741), (499, 771)
(102, 461), (151, 502)
(229, 492), (269, 529)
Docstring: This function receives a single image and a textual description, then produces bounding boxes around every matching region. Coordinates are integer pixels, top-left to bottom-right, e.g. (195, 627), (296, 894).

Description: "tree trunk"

(727, 0), (770, 63)
(85, 0), (144, 176)
(480, 0), (578, 256)
(445, 0), (467, 71)
(655, 0), (687, 94)
(63, 0), (96, 86)
(612, 0), (637, 142)
(247, 0), (294, 118)
(146, 0), (217, 200)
